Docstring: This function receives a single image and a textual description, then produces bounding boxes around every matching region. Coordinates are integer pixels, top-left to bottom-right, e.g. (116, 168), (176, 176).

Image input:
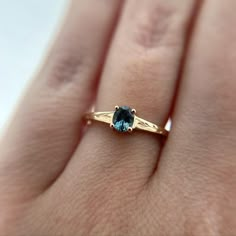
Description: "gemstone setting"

(112, 106), (134, 132)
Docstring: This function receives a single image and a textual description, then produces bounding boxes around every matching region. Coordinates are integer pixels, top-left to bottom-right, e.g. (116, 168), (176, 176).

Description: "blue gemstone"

(112, 106), (134, 132)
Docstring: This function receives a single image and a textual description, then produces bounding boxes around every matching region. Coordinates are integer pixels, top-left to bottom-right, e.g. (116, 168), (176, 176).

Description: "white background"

(0, 0), (66, 130)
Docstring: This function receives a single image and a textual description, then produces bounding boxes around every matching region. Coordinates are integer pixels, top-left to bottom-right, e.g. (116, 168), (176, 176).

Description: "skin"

(0, 0), (235, 235)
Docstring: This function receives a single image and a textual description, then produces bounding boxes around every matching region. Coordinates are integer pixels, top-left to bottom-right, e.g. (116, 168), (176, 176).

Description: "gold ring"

(84, 105), (168, 136)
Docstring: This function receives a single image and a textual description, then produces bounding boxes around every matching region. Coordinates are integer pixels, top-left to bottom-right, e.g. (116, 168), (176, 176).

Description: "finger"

(0, 0), (122, 201)
(65, 0), (196, 185)
(158, 0), (236, 228)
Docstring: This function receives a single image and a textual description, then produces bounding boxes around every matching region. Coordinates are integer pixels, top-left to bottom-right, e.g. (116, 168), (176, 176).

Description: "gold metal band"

(84, 111), (168, 136)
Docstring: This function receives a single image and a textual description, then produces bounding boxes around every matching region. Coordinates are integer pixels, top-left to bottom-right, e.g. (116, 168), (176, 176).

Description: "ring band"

(84, 105), (168, 136)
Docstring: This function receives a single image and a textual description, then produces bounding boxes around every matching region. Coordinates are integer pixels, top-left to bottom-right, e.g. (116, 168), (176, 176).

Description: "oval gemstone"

(112, 106), (134, 132)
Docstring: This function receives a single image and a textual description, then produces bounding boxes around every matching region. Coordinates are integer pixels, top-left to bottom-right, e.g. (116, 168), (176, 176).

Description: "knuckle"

(45, 50), (89, 88)
(131, 2), (186, 50)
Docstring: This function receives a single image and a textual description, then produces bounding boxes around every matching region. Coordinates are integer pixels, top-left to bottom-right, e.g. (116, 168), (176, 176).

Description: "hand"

(1, 0), (235, 235)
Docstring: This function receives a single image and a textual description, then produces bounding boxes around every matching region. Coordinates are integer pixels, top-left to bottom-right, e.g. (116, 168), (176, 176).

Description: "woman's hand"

(0, 0), (235, 235)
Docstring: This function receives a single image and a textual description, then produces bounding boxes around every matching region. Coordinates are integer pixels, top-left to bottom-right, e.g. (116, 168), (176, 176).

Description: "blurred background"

(0, 0), (67, 130)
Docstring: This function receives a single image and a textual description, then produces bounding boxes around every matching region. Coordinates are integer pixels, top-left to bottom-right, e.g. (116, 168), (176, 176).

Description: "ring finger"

(66, 0), (197, 184)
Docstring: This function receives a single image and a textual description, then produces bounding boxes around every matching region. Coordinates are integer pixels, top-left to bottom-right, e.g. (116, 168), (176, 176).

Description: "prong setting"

(131, 108), (136, 114)
(128, 127), (133, 133)
(112, 106), (135, 133)
(87, 120), (92, 125)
